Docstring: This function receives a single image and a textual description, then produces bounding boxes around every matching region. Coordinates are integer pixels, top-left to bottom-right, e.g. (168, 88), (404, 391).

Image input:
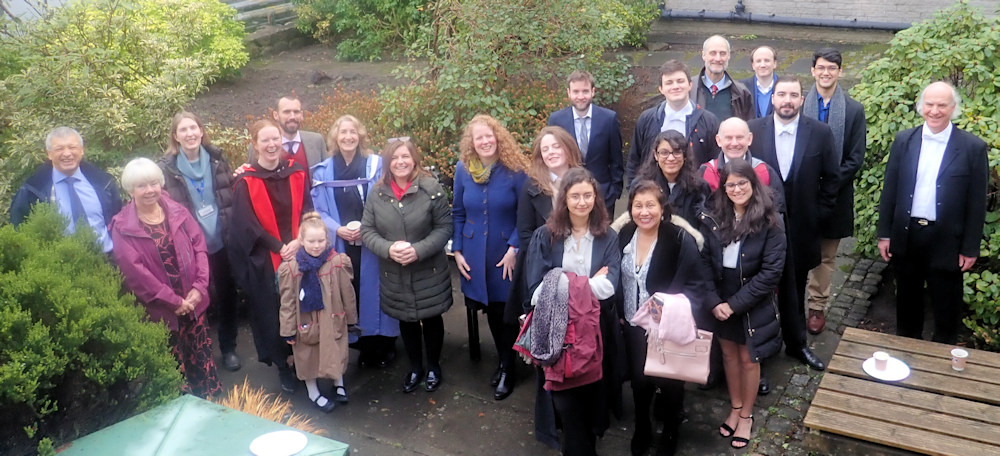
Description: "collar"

(51, 166), (84, 184)
(816, 90), (833, 107)
(722, 151), (750, 164)
(756, 74), (775, 92)
(773, 114), (800, 135)
(565, 229), (595, 243)
(665, 100), (694, 118)
(572, 104), (593, 120)
(282, 131), (303, 146)
(703, 72), (728, 89)
(922, 122), (953, 143)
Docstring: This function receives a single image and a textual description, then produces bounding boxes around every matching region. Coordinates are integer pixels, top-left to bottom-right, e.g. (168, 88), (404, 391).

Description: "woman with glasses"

(312, 115), (399, 370)
(698, 158), (785, 449)
(361, 138), (453, 394)
(453, 115), (529, 400)
(635, 130), (710, 226)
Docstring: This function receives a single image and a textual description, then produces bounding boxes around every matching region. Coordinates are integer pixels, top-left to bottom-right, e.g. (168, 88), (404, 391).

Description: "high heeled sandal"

(718, 405), (742, 438)
(731, 414), (754, 449)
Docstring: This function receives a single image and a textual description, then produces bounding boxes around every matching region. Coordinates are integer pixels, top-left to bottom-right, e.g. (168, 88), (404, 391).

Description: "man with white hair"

(10, 126), (122, 252)
(877, 81), (987, 344)
(693, 35), (753, 121)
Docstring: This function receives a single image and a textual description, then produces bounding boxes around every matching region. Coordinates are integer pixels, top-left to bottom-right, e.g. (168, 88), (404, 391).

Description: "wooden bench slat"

(810, 389), (1000, 445)
(804, 406), (1000, 456)
(828, 354), (1000, 405)
(834, 339), (1000, 386)
(816, 374), (1000, 425)
(842, 327), (1000, 369)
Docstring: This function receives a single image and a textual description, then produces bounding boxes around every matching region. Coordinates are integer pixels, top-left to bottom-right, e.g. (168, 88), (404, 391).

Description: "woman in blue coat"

(453, 114), (529, 400)
(312, 115), (399, 369)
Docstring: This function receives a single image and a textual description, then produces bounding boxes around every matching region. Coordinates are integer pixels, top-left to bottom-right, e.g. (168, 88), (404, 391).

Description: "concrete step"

(238, 3), (297, 30)
(227, 0), (287, 15)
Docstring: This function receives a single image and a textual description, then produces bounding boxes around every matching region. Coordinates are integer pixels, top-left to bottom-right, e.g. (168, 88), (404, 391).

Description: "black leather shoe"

(378, 348), (396, 368)
(788, 347), (826, 371)
(493, 370), (514, 400)
(425, 369), (442, 392)
(402, 371), (424, 393)
(278, 368), (298, 394)
(758, 376), (771, 395)
(222, 351), (241, 372)
(490, 365), (503, 387)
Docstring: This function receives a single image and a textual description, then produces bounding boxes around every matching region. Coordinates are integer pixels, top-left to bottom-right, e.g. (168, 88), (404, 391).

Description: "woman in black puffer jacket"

(698, 158), (785, 450)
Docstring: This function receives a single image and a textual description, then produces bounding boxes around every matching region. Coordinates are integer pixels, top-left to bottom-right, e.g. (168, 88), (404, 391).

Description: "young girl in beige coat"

(279, 212), (358, 412)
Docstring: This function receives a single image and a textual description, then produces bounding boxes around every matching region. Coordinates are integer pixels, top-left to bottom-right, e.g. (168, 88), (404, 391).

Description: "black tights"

(469, 299), (517, 369)
(399, 316), (444, 374)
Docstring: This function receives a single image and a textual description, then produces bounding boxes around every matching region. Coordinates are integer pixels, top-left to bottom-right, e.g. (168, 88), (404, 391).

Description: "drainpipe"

(662, 3), (911, 31)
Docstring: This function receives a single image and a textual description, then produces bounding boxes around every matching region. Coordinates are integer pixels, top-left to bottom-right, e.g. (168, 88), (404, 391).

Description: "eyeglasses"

(387, 136), (411, 144)
(655, 149), (684, 158)
(724, 179), (750, 191)
(813, 65), (840, 73)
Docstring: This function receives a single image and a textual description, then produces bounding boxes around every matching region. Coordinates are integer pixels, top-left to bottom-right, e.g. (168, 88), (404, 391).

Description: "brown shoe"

(807, 309), (826, 334)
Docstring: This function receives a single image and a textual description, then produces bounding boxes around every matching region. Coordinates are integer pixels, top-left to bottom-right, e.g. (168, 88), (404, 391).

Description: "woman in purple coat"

(453, 115), (529, 400)
(110, 157), (221, 398)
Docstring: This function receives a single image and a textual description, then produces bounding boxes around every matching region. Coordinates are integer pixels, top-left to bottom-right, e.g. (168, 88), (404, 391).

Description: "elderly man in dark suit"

(749, 76), (839, 372)
(548, 70), (624, 213)
(802, 48), (867, 334)
(878, 81), (987, 344)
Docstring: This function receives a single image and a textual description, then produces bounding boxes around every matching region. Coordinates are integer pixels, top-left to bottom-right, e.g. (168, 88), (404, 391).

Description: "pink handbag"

(643, 329), (713, 384)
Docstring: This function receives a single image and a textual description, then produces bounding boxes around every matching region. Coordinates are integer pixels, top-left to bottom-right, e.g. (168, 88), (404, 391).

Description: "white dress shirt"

(773, 114), (800, 181)
(282, 131), (303, 155)
(662, 100), (694, 134)
(910, 123), (953, 220)
(573, 104), (592, 158)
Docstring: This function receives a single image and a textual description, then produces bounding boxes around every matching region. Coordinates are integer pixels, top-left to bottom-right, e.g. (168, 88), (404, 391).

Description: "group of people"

(8, 31), (988, 456)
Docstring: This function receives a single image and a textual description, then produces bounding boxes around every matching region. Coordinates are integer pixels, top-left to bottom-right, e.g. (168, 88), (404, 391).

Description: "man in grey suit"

(878, 81), (987, 344)
(248, 95), (327, 173)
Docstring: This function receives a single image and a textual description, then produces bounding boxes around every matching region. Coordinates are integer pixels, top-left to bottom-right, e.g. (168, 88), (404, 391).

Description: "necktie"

(578, 117), (590, 159)
(284, 141), (297, 160)
(64, 177), (86, 227)
(711, 84), (718, 96)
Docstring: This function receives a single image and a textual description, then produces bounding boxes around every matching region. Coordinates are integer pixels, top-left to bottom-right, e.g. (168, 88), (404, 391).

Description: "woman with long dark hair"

(635, 130), (710, 225)
(699, 158), (785, 449)
(523, 167), (620, 456)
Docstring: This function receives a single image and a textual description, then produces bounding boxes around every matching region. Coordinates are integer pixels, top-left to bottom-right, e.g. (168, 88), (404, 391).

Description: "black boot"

(493, 368), (515, 400)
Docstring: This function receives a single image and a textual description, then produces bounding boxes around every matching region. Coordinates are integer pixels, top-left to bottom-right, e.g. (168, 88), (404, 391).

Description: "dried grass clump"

(212, 377), (325, 436)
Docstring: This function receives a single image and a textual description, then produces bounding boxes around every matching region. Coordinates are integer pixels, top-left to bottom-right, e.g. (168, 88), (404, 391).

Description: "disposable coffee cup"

(951, 348), (969, 371)
(346, 221), (361, 231)
(873, 351), (890, 370)
(395, 241), (411, 251)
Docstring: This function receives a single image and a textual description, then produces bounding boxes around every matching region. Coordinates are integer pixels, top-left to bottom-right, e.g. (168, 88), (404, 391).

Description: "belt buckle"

(917, 218), (929, 226)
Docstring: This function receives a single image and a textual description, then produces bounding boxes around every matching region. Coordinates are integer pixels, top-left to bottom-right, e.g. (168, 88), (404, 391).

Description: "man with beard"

(749, 76), (839, 373)
(692, 35), (753, 122)
(548, 70), (624, 213)
(249, 95), (328, 176)
(801, 48), (867, 334)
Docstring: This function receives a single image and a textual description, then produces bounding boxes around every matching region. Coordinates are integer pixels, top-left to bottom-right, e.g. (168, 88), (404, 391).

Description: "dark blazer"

(749, 115), (840, 270)
(626, 101), (720, 184)
(10, 161), (122, 227)
(819, 95), (867, 239)
(524, 225), (621, 315)
(876, 125), (988, 270)
(738, 75), (776, 119)
(548, 105), (624, 210)
(516, 180), (554, 248)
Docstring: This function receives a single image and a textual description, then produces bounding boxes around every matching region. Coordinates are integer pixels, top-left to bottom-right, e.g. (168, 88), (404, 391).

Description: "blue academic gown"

(452, 162), (527, 304)
(311, 154), (400, 340)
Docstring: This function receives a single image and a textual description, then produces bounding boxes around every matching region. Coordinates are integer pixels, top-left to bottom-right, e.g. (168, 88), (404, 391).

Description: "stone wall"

(663, 0), (997, 26)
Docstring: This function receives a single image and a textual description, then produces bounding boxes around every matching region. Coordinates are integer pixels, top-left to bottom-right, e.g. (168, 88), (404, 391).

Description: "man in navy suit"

(548, 70), (624, 213)
(878, 81), (987, 344)
(749, 76), (839, 372)
(738, 46), (778, 119)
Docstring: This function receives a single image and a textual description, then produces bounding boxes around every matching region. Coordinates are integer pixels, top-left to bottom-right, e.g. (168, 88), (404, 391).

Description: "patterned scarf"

(296, 246), (332, 313)
(467, 157), (495, 184)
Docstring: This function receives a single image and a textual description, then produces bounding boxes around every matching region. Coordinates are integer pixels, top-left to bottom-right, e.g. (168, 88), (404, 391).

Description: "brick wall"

(663, 0), (996, 25)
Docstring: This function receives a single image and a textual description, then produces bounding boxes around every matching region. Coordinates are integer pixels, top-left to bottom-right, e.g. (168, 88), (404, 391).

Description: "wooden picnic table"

(804, 327), (1000, 456)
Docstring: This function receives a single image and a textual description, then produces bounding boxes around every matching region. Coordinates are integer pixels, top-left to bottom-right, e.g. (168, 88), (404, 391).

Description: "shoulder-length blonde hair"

(528, 126), (582, 196)
(458, 114), (529, 172)
(379, 138), (429, 187)
(166, 111), (212, 156)
(326, 114), (373, 157)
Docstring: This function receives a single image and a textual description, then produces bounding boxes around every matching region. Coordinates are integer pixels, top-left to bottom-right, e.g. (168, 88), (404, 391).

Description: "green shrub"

(293, 0), (429, 61)
(0, 0), (248, 221)
(850, 0), (1000, 350)
(0, 205), (183, 455)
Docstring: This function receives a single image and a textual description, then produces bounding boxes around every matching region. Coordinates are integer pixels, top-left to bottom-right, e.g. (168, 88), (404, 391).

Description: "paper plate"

(862, 356), (911, 382)
(249, 430), (308, 456)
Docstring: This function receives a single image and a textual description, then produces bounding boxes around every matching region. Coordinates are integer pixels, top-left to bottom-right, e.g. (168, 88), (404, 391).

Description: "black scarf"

(296, 246), (332, 313)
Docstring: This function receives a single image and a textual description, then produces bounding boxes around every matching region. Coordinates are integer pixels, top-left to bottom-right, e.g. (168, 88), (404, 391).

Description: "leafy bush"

(850, 1), (1000, 349)
(0, 0), (248, 221)
(293, 0), (428, 61)
(0, 205), (183, 455)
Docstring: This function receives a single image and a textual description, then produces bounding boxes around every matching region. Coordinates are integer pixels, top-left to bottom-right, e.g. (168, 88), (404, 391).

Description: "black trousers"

(894, 221), (964, 343)
(467, 298), (516, 369)
(399, 316), (445, 373)
(551, 380), (603, 456)
(208, 249), (240, 354)
(778, 238), (809, 352)
(623, 325), (684, 448)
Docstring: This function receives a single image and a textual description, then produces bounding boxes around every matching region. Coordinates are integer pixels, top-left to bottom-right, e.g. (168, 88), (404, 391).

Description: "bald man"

(877, 81), (987, 344)
(693, 35), (753, 121)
